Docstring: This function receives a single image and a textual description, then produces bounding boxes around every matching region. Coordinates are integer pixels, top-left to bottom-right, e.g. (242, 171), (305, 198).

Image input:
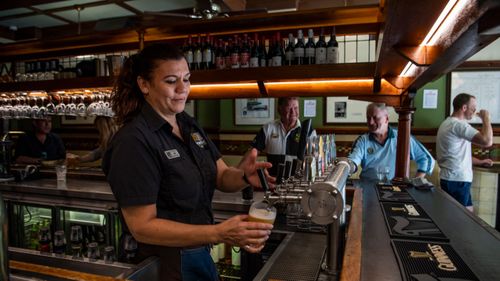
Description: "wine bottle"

(267, 36), (274, 67)
(240, 34), (250, 68)
(215, 39), (225, 69)
(326, 26), (339, 64)
(284, 33), (294, 66)
(192, 34), (203, 70)
(53, 230), (67, 256)
(304, 29), (315, 64)
(183, 35), (194, 68)
(38, 226), (51, 254)
(210, 243), (219, 263)
(224, 39), (232, 69)
(315, 28), (327, 64)
(230, 35), (240, 69)
(294, 29), (305, 65)
(271, 32), (283, 67)
(29, 222), (41, 250)
(259, 35), (267, 67)
(202, 33), (213, 70)
(249, 38), (260, 68)
(231, 246), (241, 277)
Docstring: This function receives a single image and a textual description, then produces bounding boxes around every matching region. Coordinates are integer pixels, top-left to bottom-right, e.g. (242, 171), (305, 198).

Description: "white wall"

(468, 38), (500, 61)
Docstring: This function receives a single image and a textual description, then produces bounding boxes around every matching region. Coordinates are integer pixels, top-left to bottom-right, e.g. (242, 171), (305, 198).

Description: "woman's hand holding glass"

(216, 214), (273, 254)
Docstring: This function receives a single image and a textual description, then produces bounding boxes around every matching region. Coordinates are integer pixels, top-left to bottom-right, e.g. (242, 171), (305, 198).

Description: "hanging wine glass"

(46, 93), (56, 115)
(76, 94), (86, 116)
(55, 93), (66, 115)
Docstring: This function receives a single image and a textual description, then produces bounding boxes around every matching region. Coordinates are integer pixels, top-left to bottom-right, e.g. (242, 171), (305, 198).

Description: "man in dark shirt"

(15, 117), (66, 164)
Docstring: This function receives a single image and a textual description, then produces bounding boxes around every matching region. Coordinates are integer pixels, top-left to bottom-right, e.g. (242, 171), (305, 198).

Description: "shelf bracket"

(257, 81), (268, 97)
(137, 29), (145, 50)
(394, 45), (442, 66)
(373, 76), (381, 93)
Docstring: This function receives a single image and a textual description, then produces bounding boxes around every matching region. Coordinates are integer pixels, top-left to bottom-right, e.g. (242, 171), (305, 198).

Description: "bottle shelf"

(0, 63), (375, 92)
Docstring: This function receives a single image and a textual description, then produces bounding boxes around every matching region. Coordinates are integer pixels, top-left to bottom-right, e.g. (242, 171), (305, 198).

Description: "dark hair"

(111, 43), (186, 124)
(277, 97), (298, 108)
(452, 93), (475, 112)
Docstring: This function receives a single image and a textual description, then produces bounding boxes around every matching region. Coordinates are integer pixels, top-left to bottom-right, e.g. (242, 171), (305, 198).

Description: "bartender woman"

(103, 43), (274, 280)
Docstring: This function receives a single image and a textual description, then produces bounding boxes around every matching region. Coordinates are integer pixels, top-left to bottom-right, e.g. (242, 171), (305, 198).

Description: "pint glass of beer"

(248, 201), (277, 225)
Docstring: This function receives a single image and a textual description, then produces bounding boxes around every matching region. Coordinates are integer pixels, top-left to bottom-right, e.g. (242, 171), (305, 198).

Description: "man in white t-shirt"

(436, 93), (493, 211)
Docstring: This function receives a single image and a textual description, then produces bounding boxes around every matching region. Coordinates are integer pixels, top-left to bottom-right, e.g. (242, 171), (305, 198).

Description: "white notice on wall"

(423, 89), (438, 109)
(304, 99), (316, 117)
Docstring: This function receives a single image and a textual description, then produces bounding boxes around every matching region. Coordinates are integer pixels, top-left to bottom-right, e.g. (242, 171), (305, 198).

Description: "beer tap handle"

(276, 163), (285, 185)
(284, 160), (292, 181)
(257, 168), (270, 193)
(291, 159), (299, 177)
(257, 169), (271, 200)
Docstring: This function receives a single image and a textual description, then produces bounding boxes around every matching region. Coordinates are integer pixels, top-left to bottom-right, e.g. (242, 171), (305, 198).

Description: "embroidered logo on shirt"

(164, 149), (180, 159)
(191, 132), (207, 148)
(294, 133), (300, 143)
(367, 147), (374, 154)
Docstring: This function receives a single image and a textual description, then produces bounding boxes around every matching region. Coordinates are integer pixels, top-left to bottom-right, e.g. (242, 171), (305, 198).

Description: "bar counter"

(1, 176), (500, 280)
(357, 179), (500, 281)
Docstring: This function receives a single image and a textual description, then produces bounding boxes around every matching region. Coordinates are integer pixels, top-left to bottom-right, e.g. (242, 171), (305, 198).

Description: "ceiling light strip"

(190, 79), (374, 88)
(421, 0), (459, 45)
(400, 0), (471, 77)
(426, 0), (471, 46)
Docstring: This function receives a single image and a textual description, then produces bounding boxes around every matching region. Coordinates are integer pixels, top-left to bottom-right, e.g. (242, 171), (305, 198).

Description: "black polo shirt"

(103, 103), (221, 279)
(103, 102), (221, 225)
(14, 132), (66, 161)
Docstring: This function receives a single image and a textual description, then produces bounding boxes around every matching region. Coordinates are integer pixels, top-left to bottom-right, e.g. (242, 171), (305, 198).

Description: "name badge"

(271, 133), (279, 138)
(294, 134), (300, 143)
(164, 149), (180, 159)
(191, 132), (207, 148)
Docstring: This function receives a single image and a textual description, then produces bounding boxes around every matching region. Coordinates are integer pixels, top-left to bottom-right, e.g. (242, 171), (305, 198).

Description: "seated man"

(15, 117), (66, 164)
(348, 103), (435, 181)
(251, 97), (315, 177)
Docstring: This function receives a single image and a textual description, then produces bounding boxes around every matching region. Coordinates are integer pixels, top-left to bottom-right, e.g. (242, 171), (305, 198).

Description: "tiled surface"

(472, 171), (498, 227)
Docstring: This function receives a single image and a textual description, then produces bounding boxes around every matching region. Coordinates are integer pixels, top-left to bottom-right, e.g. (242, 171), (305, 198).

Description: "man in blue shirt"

(348, 103), (435, 181)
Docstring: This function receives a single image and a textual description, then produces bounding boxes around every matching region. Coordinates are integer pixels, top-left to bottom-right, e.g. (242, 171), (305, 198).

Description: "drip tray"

(391, 239), (479, 281)
(381, 202), (448, 241)
(376, 184), (415, 202)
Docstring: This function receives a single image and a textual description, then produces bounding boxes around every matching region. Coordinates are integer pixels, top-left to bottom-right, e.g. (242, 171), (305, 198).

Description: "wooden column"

(393, 107), (415, 182)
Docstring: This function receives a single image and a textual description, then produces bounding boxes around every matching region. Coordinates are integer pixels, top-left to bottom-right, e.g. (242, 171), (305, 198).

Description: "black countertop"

(357, 179), (500, 281)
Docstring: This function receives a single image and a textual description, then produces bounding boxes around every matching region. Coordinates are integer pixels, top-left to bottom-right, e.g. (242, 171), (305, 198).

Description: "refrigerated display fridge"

(6, 200), (121, 258)
(7, 202), (54, 250)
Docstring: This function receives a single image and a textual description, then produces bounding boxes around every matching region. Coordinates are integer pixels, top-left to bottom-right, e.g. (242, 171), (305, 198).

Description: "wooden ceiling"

(0, 0), (499, 104)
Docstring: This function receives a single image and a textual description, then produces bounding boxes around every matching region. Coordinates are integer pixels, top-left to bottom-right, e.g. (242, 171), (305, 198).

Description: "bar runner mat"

(376, 184), (415, 203)
(391, 239), (479, 281)
(380, 202), (448, 241)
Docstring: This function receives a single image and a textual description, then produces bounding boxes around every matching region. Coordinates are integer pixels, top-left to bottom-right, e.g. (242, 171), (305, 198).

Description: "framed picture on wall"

(234, 98), (275, 125)
(184, 100), (196, 117)
(449, 70), (500, 125)
(325, 96), (398, 124)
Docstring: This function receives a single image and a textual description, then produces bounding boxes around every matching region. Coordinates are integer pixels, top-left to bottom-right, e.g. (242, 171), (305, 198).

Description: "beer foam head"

(250, 208), (276, 220)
